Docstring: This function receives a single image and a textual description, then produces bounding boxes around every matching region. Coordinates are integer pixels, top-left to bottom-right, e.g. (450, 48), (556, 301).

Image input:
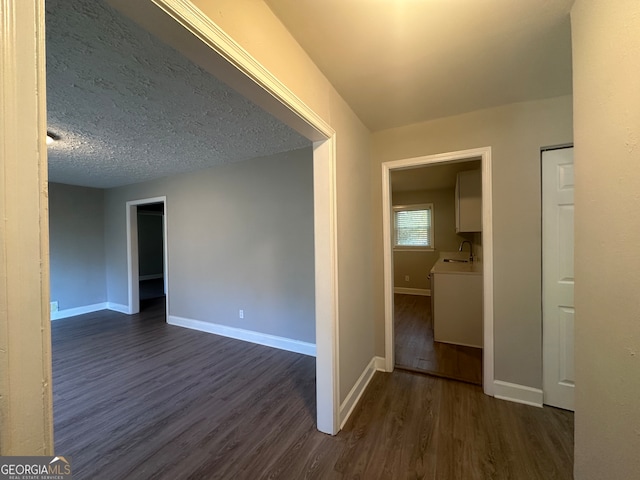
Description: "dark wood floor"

(52, 298), (573, 479)
(394, 293), (483, 384)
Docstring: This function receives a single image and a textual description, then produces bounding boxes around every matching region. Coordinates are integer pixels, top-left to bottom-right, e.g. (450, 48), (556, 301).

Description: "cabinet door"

(456, 170), (482, 232)
(433, 273), (483, 348)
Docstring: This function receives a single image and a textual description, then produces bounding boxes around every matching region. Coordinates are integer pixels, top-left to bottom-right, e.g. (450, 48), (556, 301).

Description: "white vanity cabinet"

(431, 259), (483, 348)
(455, 169), (482, 232)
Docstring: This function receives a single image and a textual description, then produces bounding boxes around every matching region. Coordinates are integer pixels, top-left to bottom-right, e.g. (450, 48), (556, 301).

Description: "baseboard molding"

(168, 315), (316, 357)
(436, 338), (483, 349)
(339, 356), (385, 428)
(107, 303), (131, 314)
(139, 274), (163, 281)
(493, 380), (543, 408)
(394, 287), (431, 296)
(51, 302), (108, 320)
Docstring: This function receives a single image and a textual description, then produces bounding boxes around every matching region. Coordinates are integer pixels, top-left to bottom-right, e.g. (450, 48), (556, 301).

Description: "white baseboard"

(394, 287), (431, 296)
(168, 315), (316, 357)
(339, 356), (385, 428)
(139, 274), (163, 281)
(51, 302), (108, 320)
(436, 339), (483, 349)
(107, 303), (131, 314)
(493, 380), (543, 408)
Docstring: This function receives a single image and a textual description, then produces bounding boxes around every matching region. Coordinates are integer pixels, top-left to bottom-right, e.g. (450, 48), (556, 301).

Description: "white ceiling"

(265, 0), (574, 131)
(45, 0), (310, 189)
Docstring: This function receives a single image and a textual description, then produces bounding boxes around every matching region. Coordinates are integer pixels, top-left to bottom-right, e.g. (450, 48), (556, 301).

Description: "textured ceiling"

(45, 0), (310, 189)
(265, 0), (574, 131)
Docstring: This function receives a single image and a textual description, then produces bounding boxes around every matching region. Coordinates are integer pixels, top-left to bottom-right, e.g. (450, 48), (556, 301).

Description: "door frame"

(107, 0), (340, 434)
(4, 0), (342, 443)
(381, 147), (495, 396)
(0, 0), (53, 453)
(126, 197), (168, 316)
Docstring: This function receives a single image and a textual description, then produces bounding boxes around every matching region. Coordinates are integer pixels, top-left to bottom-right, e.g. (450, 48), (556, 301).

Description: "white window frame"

(393, 203), (434, 251)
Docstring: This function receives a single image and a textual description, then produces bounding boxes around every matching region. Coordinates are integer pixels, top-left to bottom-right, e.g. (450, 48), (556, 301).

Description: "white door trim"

(108, 0), (341, 434)
(382, 147), (495, 396)
(126, 197), (168, 317)
(0, 0), (54, 454)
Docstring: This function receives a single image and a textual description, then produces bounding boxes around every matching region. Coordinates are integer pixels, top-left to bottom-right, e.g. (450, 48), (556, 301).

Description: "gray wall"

(372, 95), (573, 389)
(105, 147), (316, 343)
(572, 0), (640, 477)
(49, 183), (106, 310)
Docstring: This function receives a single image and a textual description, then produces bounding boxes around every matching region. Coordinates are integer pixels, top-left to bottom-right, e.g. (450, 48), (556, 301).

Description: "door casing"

(126, 197), (168, 316)
(381, 147), (495, 396)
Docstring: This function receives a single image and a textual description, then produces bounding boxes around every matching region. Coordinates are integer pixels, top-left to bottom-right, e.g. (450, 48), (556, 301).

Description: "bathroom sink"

(443, 258), (469, 263)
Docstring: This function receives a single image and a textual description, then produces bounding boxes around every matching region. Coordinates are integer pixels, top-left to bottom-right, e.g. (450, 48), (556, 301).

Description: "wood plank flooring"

(52, 298), (573, 479)
(394, 293), (483, 384)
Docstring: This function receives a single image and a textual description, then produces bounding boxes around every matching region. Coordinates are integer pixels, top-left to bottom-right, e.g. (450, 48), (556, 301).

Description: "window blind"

(394, 208), (432, 247)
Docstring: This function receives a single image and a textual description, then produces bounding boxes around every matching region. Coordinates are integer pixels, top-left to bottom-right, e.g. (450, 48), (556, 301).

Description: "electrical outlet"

(239, 309), (244, 319)
(50, 301), (59, 313)
(405, 275), (410, 282)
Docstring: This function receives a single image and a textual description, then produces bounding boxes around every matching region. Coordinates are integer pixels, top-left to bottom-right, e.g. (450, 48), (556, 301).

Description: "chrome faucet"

(459, 240), (473, 262)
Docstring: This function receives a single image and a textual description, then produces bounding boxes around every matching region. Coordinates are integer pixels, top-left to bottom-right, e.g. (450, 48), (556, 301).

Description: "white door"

(542, 147), (575, 410)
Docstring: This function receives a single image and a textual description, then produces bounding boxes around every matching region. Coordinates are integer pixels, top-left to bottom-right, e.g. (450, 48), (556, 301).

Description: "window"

(393, 204), (434, 250)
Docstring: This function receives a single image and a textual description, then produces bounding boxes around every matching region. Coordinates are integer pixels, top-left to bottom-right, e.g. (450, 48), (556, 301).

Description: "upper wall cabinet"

(455, 169), (482, 232)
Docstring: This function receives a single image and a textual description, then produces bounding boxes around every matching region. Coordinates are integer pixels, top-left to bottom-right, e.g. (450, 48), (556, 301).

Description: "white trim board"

(0, 0), (53, 451)
(394, 287), (430, 296)
(168, 315), (316, 357)
(381, 147), (495, 398)
(493, 380), (543, 408)
(107, 303), (130, 314)
(50, 302), (133, 320)
(339, 356), (385, 429)
(51, 303), (108, 320)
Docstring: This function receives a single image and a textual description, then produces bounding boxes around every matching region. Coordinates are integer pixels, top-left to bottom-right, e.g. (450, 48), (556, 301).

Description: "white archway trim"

(313, 137), (340, 434)
(381, 147), (495, 396)
(153, 0), (333, 140)
(0, 0), (53, 454)
(108, 0), (332, 141)
(108, 0), (340, 434)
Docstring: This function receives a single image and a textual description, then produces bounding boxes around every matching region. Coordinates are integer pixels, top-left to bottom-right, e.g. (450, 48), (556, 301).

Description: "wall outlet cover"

(50, 301), (59, 313)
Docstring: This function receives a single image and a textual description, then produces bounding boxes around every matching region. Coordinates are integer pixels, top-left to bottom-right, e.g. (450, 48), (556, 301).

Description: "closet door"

(542, 147), (575, 411)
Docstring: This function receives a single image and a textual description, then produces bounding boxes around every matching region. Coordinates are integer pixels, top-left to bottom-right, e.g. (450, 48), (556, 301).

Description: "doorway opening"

(106, 0), (340, 435)
(136, 202), (166, 310)
(127, 197), (168, 317)
(382, 147), (495, 396)
(5, 0), (340, 447)
(391, 159), (483, 384)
